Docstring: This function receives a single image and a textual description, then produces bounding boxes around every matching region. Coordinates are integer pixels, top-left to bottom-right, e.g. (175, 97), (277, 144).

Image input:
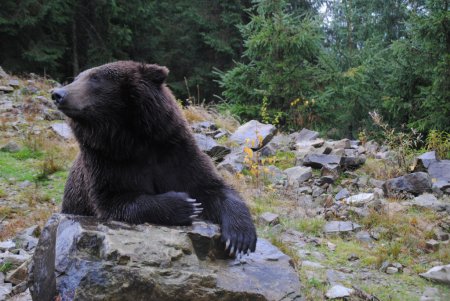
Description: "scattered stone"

(433, 230), (449, 241)
(193, 133), (231, 160)
(0, 282), (13, 301)
(8, 79), (20, 87)
(428, 160), (450, 193)
(325, 285), (354, 299)
(0, 240), (16, 251)
(364, 140), (379, 155)
(318, 176), (335, 185)
(217, 150), (245, 174)
(392, 262), (403, 271)
(14, 226), (40, 252)
(302, 260), (325, 269)
(191, 121), (217, 133)
(420, 264), (450, 284)
(326, 269), (350, 285)
(229, 120), (276, 149)
(18, 180), (32, 189)
(213, 128), (229, 140)
(414, 151), (437, 170)
(412, 193), (449, 212)
(321, 166), (339, 181)
(0, 85), (14, 93)
(284, 166), (312, 186)
(355, 231), (373, 243)
(294, 128), (319, 143)
(327, 242), (336, 251)
(312, 186), (325, 198)
(344, 193), (375, 207)
(347, 253), (359, 261)
(383, 172), (432, 197)
(369, 178), (385, 188)
(332, 139), (351, 149)
(0, 251), (30, 267)
(324, 221), (361, 236)
(50, 122), (74, 140)
(420, 287), (442, 301)
(303, 154), (341, 170)
(0, 66), (8, 78)
(6, 260), (29, 285)
(0, 141), (21, 153)
(386, 267), (399, 274)
(335, 188), (350, 201)
(379, 261), (391, 273)
(259, 212), (280, 226)
(425, 239), (440, 252)
(9, 288), (32, 301)
(340, 155), (366, 170)
(29, 214), (302, 301)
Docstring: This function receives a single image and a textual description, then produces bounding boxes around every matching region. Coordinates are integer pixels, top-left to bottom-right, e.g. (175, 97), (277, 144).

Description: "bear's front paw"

(161, 192), (203, 225)
(221, 220), (257, 256)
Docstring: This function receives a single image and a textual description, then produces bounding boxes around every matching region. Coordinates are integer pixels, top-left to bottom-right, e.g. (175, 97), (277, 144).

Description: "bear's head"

(52, 61), (187, 155)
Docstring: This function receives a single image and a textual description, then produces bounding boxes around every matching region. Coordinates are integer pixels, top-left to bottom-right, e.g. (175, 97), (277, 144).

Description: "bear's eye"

(90, 74), (100, 82)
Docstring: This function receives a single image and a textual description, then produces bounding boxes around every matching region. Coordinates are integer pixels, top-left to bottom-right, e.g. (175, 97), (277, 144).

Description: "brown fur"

(52, 61), (257, 254)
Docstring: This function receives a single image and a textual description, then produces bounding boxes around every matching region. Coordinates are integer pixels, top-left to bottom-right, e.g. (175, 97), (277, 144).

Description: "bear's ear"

(140, 64), (169, 85)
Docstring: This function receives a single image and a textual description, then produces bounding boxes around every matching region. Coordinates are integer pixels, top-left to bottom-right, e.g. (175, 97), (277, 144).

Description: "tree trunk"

(72, 17), (79, 77)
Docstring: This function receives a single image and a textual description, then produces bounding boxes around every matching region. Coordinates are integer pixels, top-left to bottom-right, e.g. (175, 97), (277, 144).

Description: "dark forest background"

(1, 0), (449, 136)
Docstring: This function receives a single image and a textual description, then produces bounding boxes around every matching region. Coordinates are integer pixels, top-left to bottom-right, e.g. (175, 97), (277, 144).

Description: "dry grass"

(0, 207), (54, 241)
(358, 204), (446, 267)
(359, 157), (404, 180)
(182, 104), (240, 132)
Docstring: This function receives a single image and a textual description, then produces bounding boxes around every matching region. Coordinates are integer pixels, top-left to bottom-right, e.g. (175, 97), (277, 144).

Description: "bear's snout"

(52, 88), (67, 106)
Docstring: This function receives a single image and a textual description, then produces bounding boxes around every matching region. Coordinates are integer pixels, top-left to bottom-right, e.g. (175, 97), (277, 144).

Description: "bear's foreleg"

(96, 191), (202, 226)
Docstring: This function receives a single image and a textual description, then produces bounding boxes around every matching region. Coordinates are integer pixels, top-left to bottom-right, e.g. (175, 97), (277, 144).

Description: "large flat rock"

(29, 214), (302, 301)
(229, 120), (276, 150)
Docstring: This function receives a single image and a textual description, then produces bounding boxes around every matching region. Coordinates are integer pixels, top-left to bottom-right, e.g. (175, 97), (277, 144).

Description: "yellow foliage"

(244, 146), (253, 159)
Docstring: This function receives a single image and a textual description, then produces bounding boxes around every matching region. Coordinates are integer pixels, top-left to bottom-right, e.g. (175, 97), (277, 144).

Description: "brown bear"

(51, 61), (256, 255)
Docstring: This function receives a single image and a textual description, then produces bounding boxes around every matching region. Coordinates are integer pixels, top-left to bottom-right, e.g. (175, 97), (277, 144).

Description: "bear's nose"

(51, 88), (67, 105)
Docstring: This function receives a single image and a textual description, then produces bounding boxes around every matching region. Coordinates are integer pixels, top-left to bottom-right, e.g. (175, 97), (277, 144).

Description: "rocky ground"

(0, 68), (449, 300)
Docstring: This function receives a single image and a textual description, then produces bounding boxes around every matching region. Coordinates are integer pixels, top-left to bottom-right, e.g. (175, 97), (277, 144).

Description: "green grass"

(272, 151), (296, 170)
(0, 151), (39, 181)
(283, 217), (326, 236)
(0, 150), (69, 204)
(12, 147), (43, 160)
(358, 274), (450, 301)
(0, 262), (13, 273)
(39, 170), (69, 202)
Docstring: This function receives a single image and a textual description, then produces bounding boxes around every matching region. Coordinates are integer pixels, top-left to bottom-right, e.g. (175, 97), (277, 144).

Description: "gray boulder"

(293, 128), (319, 143)
(325, 285), (354, 299)
(414, 151), (450, 193)
(411, 193), (449, 212)
(0, 66), (8, 78)
(217, 150), (245, 174)
(428, 160), (450, 183)
(191, 121), (217, 133)
(414, 151), (437, 170)
(229, 120), (276, 150)
(364, 140), (379, 156)
(344, 193), (375, 207)
(383, 172), (432, 197)
(29, 214), (302, 301)
(324, 221), (361, 236)
(335, 188), (350, 201)
(50, 123), (74, 140)
(340, 155), (366, 170)
(302, 154), (341, 170)
(0, 141), (21, 153)
(419, 264), (450, 285)
(193, 133), (231, 160)
(284, 166), (312, 187)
